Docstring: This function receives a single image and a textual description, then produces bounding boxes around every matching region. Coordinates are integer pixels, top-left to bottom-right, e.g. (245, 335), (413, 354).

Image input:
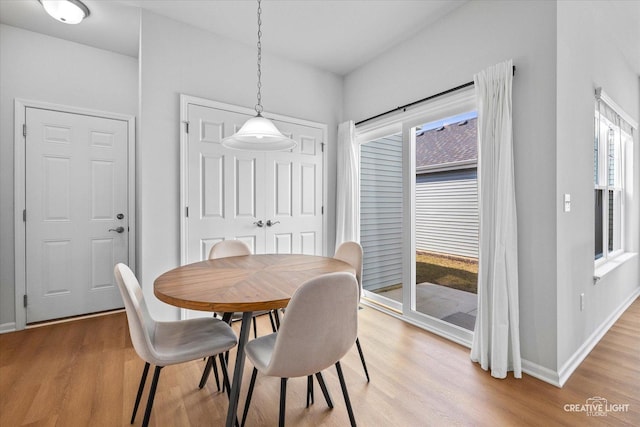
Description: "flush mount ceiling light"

(221, 0), (297, 152)
(39, 0), (90, 25)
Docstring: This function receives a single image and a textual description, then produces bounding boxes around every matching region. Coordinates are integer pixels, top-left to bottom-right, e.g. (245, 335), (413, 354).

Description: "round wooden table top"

(154, 254), (356, 312)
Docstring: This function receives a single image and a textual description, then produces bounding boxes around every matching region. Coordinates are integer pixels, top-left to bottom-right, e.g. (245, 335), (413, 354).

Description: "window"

(594, 89), (635, 264)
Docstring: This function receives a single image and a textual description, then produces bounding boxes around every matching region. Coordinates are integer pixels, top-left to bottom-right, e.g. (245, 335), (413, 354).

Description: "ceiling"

(0, 0), (467, 76)
(1, 1), (638, 76)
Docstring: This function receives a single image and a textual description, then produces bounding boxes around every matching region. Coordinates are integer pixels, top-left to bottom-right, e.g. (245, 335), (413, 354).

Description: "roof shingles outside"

(415, 117), (477, 169)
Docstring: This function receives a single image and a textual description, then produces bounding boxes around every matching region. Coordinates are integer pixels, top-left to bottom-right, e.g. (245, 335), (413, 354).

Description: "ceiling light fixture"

(221, 0), (297, 152)
(39, 0), (90, 25)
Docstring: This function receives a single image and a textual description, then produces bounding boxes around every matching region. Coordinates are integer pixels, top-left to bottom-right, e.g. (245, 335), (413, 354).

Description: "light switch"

(564, 194), (571, 212)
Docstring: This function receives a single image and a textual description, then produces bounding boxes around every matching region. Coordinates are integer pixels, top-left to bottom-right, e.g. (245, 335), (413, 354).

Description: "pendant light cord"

(255, 0), (263, 116)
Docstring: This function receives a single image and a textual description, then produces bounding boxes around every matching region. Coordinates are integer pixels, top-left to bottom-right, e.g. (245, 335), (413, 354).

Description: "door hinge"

(23, 294), (28, 308)
(321, 206), (324, 215)
(321, 142), (325, 152)
(23, 124), (27, 137)
(184, 121), (190, 134)
(23, 209), (26, 222)
(185, 206), (189, 218)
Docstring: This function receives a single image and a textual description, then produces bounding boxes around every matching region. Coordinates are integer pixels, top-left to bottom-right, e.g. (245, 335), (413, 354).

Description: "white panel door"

(264, 120), (324, 255)
(25, 107), (129, 323)
(183, 102), (324, 265)
(185, 104), (266, 262)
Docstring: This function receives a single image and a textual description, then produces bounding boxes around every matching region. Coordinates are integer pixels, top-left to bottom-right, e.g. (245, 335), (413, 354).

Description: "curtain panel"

(335, 121), (360, 246)
(470, 59), (522, 379)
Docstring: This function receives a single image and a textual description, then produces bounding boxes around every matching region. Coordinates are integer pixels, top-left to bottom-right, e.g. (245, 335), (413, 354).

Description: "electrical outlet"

(580, 293), (585, 311)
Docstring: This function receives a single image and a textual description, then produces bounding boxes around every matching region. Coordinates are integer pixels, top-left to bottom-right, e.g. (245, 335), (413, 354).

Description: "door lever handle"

(266, 220), (280, 227)
(109, 226), (125, 233)
(253, 220), (264, 228)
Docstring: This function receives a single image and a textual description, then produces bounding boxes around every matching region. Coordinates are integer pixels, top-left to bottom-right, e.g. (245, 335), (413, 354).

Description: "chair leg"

(219, 353), (233, 400)
(315, 372), (333, 409)
(306, 375), (314, 408)
(252, 316), (258, 339)
(199, 356), (221, 391)
(355, 337), (370, 382)
(141, 366), (163, 427)
(274, 309), (281, 329)
(279, 378), (288, 427)
(335, 362), (356, 427)
(131, 362), (150, 424)
(269, 310), (277, 332)
(241, 368), (258, 427)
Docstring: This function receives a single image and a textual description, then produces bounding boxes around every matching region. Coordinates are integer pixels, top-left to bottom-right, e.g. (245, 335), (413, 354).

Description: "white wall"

(0, 24), (138, 327)
(138, 11), (343, 319)
(344, 0), (560, 372)
(556, 1), (640, 374)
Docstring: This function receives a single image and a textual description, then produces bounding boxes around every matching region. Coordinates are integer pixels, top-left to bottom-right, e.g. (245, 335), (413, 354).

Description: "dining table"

(154, 253), (356, 427)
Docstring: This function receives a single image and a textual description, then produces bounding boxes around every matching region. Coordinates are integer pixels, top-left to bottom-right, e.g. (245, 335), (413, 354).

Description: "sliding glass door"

(358, 88), (477, 346)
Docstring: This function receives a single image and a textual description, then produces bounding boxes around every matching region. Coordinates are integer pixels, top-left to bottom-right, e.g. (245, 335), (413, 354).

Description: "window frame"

(593, 92), (635, 268)
(594, 108), (626, 267)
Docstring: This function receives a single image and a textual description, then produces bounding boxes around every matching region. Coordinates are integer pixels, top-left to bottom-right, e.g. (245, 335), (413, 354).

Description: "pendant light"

(39, 0), (90, 24)
(221, 0), (297, 151)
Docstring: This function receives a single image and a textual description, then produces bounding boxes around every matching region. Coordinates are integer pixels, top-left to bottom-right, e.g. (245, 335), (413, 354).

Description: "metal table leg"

(225, 311), (252, 427)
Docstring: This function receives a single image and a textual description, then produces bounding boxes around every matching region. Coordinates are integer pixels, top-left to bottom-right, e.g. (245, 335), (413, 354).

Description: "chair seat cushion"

(150, 317), (237, 366)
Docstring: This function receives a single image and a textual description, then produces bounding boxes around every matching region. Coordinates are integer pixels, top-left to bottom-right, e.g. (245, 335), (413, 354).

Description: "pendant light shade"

(39, 0), (90, 24)
(221, 0), (297, 152)
(222, 115), (297, 151)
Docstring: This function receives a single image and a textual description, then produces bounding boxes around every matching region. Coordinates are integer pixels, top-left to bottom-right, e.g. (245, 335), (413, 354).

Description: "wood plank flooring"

(1, 299), (638, 426)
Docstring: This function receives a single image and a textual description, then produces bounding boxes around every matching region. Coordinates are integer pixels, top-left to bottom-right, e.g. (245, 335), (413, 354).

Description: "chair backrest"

(208, 240), (252, 259)
(264, 272), (359, 378)
(114, 263), (157, 364)
(334, 241), (363, 292)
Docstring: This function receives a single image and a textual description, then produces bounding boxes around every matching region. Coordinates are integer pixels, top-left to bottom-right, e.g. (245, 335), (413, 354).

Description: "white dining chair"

(241, 272), (359, 427)
(334, 241), (370, 382)
(199, 239), (278, 390)
(114, 263), (238, 427)
(209, 240), (278, 334)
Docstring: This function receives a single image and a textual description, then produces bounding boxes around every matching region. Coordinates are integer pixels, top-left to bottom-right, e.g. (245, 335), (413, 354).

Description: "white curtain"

(335, 120), (360, 246)
(470, 59), (522, 379)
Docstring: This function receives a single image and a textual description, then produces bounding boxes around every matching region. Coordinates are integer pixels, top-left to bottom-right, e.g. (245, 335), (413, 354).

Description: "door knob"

(266, 220), (280, 227)
(109, 226), (125, 233)
(253, 220), (264, 228)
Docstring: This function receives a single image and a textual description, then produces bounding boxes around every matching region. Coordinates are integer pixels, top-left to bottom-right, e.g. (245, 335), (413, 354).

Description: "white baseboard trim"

(522, 359), (561, 387)
(557, 288), (640, 387)
(0, 322), (17, 334)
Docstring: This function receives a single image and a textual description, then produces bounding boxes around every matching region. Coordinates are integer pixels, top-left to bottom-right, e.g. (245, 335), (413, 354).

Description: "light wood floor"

(1, 299), (638, 426)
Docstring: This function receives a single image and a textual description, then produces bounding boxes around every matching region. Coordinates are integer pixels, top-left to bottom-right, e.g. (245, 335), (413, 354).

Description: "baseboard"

(557, 288), (640, 387)
(0, 322), (16, 334)
(521, 359), (561, 387)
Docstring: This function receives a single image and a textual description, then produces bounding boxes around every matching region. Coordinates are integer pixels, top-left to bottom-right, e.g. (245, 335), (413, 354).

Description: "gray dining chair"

(199, 239), (278, 390)
(210, 239), (278, 335)
(241, 272), (359, 427)
(306, 241), (369, 408)
(334, 241), (370, 382)
(114, 263), (238, 427)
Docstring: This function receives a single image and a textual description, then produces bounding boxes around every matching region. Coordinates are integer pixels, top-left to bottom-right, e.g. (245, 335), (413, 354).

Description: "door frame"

(13, 99), (136, 330)
(178, 95), (328, 265)
(355, 88), (476, 347)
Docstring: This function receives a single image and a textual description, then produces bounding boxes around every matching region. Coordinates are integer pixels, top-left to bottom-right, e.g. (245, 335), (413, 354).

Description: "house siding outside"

(360, 134), (403, 292)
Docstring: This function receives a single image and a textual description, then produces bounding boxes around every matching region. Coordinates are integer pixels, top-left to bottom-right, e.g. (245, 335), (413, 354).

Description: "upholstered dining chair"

(241, 272), (359, 427)
(114, 263), (238, 427)
(209, 239), (278, 335)
(199, 239), (278, 390)
(334, 241), (370, 382)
